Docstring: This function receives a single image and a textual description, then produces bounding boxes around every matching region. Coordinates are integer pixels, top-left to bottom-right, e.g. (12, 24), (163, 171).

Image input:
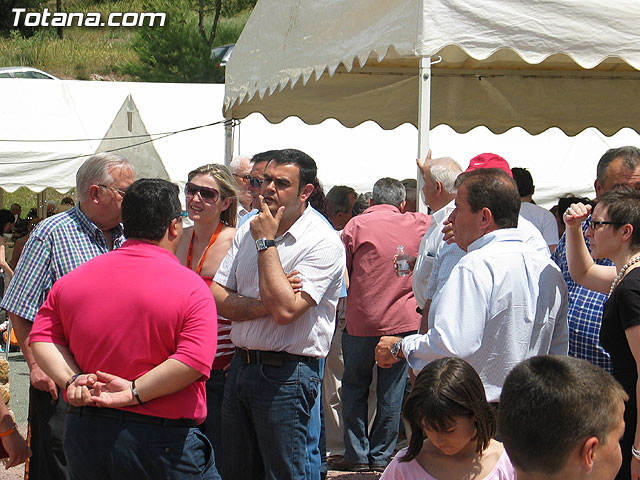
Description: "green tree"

(0, 0), (47, 36)
(123, 0), (222, 83)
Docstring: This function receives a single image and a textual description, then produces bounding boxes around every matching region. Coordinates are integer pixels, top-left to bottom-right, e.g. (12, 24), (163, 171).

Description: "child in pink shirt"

(381, 357), (515, 480)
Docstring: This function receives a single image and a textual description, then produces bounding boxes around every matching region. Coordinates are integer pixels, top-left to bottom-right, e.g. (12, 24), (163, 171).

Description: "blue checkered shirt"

(1, 205), (125, 321)
(551, 218), (612, 373)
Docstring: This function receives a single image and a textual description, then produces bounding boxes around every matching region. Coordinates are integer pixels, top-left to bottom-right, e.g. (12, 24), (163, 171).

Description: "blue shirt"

(1, 205), (125, 321)
(551, 218), (613, 373)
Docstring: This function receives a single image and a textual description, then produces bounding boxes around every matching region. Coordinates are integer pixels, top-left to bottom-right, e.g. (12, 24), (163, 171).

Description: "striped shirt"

(215, 205), (345, 358)
(1, 206), (125, 321)
(201, 276), (234, 369)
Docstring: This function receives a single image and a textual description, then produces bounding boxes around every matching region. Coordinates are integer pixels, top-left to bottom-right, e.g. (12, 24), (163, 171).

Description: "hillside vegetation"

(0, 0), (252, 81)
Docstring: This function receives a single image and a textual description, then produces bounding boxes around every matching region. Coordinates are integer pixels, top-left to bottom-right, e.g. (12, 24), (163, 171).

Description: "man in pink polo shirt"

(29, 178), (220, 479)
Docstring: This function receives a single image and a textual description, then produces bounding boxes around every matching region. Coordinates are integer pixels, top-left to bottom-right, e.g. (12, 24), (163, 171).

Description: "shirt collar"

(432, 199), (456, 223)
(74, 205), (125, 244)
(362, 204), (401, 215)
(467, 228), (521, 253)
(277, 204), (314, 242)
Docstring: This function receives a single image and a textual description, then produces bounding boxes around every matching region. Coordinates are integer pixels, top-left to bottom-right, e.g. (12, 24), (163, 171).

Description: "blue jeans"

(306, 359), (325, 479)
(341, 330), (409, 467)
(64, 414), (220, 479)
(221, 352), (322, 480)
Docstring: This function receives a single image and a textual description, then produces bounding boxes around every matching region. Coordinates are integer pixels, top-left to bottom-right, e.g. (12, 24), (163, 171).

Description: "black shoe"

(331, 458), (370, 472)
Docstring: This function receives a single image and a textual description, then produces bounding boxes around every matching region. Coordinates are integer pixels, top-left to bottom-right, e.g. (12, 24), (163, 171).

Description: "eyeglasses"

(98, 184), (127, 197)
(233, 174), (249, 185)
(587, 220), (625, 231)
(185, 182), (220, 202)
(174, 211), (189, 221)
(248, 177), (264, 188)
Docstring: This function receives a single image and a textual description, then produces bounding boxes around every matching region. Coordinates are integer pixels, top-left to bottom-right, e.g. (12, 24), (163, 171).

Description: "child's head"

(499, 355), (627, 479)
(401, 357), (496, 461)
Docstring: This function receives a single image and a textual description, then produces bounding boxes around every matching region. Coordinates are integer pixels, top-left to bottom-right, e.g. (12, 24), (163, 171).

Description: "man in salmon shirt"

(29, 179), (220, 479)
(337, 177), (430, 473)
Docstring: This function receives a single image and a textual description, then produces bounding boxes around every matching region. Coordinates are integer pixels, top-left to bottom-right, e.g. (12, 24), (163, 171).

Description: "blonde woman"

(175, 164), (237, 467)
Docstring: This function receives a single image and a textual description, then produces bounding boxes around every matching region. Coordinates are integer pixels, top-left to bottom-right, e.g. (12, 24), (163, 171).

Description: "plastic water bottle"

(396, 244), (410, 276)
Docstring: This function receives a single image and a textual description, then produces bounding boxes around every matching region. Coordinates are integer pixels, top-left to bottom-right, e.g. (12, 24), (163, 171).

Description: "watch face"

(256, 238), (275, 251)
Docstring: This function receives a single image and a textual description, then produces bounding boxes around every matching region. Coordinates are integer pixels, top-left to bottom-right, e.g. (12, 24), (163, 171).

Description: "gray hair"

(229, 155), (252, 174)
(427, 157), (462, 194)
(372, 177), (405, 207)
(76, 153), (133, 202)
(596, 146), (640, 187)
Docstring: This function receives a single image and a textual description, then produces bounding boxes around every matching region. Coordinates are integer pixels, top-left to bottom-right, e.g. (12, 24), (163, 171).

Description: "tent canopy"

(224, 0), (640, 135)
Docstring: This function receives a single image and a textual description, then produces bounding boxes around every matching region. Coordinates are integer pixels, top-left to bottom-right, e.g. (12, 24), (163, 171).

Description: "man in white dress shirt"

(212, 149), (345, 480)
(411, 154), (461, 321)
(376, 168), (568, 402)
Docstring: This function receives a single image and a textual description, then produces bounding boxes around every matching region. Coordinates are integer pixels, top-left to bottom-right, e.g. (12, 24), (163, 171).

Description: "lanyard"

(186, 221), (223, 275)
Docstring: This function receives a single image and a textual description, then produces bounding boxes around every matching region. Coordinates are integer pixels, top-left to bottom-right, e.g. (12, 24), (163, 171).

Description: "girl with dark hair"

(381, 357), (515, 479)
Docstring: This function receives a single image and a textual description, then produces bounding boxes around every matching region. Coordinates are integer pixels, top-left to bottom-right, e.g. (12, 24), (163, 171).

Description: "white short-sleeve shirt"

(214, 205), (346, 358)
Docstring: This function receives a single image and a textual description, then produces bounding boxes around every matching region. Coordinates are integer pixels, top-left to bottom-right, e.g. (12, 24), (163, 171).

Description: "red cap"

(465, 153), (512, 178)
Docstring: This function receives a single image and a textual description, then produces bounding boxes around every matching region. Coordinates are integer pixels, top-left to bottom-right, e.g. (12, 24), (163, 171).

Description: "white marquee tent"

(0, 79), (227, 192)
(224, 0), (640, 177)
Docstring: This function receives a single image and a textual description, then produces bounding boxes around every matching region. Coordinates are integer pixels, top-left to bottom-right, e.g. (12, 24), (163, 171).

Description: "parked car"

(0, 67), (59, 79)
(210, 44), (234, 67)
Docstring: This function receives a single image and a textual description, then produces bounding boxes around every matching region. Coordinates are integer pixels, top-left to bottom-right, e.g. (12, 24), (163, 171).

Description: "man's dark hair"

(455, 169), (520, 229)
(372, 177), (405, 207)
(511, 167), (534, 197)
(596, 146), (640, 187)
(122, 179), (181, 241)
(251, 149), (280, 167)
(266, 148), (318, 193)
(352, 192), (372, 216)
(596, 186), (640, 249)
(556, 195), (592, 221)
(499, 355), (627, 476)
(326, 185), (357, 215)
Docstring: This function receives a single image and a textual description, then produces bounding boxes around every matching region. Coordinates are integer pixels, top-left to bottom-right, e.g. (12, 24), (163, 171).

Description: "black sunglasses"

(248, 177), (264, 188)
(185, 182), (220, 202)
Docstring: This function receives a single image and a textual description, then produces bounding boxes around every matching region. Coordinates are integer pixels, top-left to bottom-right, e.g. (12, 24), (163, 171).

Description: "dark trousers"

(64, 414), (220, 479)
(27, 386), (68, 480)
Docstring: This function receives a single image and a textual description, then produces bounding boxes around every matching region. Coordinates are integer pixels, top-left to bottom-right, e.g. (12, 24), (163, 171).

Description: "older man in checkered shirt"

(1, 152), (134, 479)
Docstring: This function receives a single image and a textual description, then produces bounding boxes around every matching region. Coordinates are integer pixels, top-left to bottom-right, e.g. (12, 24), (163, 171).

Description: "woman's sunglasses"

(185, 182), (220, 203)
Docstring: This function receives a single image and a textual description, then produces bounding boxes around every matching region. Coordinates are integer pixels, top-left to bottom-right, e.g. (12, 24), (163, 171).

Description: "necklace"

(186, 221), (223, 275)
(609, 255), (640, 295)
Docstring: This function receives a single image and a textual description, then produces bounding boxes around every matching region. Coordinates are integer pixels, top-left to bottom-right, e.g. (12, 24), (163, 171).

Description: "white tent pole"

(224, 120), (234, 167)
(417, 56), (431, 213)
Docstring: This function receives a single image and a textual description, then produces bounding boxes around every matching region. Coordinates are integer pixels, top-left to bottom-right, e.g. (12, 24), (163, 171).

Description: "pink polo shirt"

(342, 204), (430, 336)
(30, 240), (217, 423)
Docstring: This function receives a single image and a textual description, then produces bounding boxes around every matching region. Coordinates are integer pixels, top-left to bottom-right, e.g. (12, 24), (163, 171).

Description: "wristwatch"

(390, 339), (403, 360)
(255, 238), (276, 251)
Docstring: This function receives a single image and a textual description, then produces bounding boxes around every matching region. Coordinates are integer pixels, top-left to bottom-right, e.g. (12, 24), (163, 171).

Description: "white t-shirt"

(519, 201), (559, 247)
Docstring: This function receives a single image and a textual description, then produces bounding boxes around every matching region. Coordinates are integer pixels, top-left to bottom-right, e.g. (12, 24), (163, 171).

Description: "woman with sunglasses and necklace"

(564, 187), (640, 480)
(175, 163), (238, 472)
